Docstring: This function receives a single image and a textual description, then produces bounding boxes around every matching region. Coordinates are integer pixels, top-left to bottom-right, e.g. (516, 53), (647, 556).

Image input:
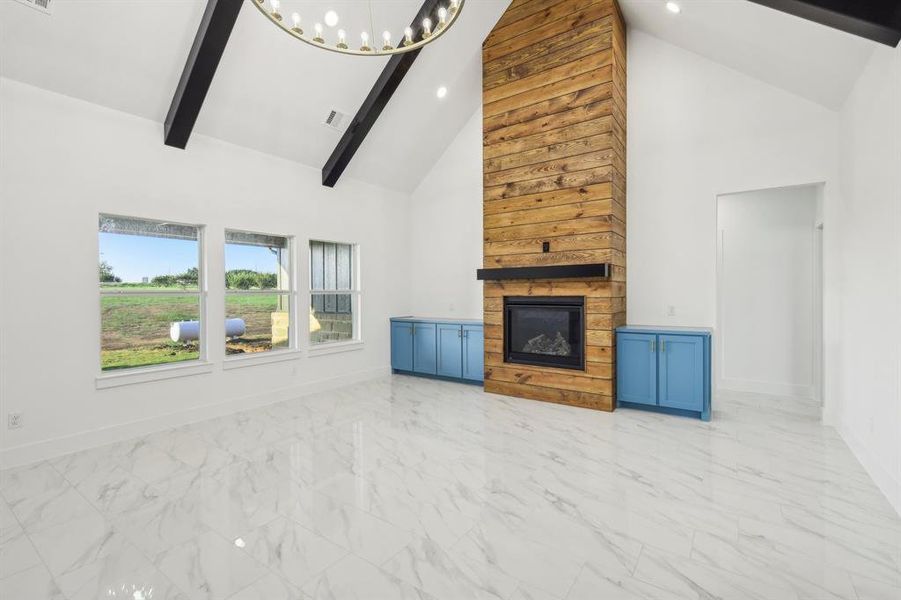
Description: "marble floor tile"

(28, 512), (130, 578)
(227, 572), (302, 600)
(566, 561), (689, 600)
(0, 526), (42, 579)
(0, 564), (65, 600)
(154, 530), (269, 600)
(633, 545), (801, 600)
(2, 377), (899, 600)
(303, 554), (435, 600)
(382, 534), (518, 600)
(237, 515), (348, 588)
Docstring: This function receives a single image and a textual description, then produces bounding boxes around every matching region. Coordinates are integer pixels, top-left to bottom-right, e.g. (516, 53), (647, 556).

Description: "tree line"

(100, 262), (277, 289)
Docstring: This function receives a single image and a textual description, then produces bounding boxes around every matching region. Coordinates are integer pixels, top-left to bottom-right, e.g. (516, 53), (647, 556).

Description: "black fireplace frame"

(504, 296), (585, 371)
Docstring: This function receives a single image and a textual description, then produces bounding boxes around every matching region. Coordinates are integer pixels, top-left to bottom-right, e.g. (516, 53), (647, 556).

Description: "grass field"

(100, 287), (284, 370)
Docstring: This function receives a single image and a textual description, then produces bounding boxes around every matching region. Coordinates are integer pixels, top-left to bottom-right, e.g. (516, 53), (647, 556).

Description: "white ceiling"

(0, 0), (509, 192)
(619, 0), (876, 110)
(0, 0), (878, 192)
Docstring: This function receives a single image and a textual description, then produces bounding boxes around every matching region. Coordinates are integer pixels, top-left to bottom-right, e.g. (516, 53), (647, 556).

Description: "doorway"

(715, 184), (823, 407)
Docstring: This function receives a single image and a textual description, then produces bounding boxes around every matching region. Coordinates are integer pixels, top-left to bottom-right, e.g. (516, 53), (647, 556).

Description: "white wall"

(0, 78), (412, 467)
(626, 29), (840, 328)
(408, 109), (484, 319)
(835, 42), (901, 514)
(717, 185), (818, 398)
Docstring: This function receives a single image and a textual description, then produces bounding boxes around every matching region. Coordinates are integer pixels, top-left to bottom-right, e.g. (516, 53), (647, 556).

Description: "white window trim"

(222, 349), (303, 370)
(308, 240), (362, 351)
(98, 217), (206, 379)
(96, 360), (214, 389)
(223, 232), (297, 363)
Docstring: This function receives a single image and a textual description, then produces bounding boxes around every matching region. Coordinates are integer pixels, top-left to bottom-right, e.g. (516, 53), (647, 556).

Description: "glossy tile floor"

(1, 376), (900, 600)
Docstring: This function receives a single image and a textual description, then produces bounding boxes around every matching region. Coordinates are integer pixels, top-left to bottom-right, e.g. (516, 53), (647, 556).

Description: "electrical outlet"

(667, 305), (677, 317)
(7, 413), (23, 429)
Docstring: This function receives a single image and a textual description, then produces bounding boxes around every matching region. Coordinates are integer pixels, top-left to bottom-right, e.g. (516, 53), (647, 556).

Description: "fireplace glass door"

(504, 296), (584, 370)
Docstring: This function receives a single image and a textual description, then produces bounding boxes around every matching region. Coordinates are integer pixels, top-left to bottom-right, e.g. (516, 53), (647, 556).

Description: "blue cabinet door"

(462, 325), (484, 382)
(659, 335), (704, 412)
(391, 322), (414, 371)
(437, 324), (463, 378)
(617, 332), (657, 406)
(413, 323), (438, 375)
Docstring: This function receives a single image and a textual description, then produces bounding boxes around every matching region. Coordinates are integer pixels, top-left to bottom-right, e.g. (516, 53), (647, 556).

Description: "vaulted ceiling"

(0, 0), (883, 193)
(0, 0), (509, 192)
(619, 0), (877, 110)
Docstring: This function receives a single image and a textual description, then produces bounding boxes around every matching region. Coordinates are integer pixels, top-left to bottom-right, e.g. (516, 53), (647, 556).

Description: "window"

(225, 230), (292, 356)
(99, 215), (203, 371)
(309, 240), (359, 345)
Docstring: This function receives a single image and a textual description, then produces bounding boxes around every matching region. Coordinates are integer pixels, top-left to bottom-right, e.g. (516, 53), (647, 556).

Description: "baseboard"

(0, 366), (390, 470)
(839, 423), (901, 518)
(718, 377), (814, 399)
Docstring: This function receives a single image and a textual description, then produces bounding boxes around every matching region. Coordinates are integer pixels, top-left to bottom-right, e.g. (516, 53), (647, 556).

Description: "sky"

(99, 233), (278, 282)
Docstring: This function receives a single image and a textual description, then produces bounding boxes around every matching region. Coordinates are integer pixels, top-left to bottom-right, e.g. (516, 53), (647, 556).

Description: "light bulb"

(422, 17), (432, 39)
(337, 29), (347, 49)
(324, 10), (339, 27)
(270, 0), (282, 21)
(291, 12), (302, 34)
(382, 30), (393, 50)
(360, 31), (371, 51)
(438, 7), (448, 27)
(450, 0), (459, 12)
(403, 26), (413, 46)
(666, 1), (681, 14)
(313, 22), (324, 43)
(361, 31), (369, 43)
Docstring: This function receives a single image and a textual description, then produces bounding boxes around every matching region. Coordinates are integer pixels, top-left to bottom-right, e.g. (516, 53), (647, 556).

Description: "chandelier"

(251, 0), (466, 57)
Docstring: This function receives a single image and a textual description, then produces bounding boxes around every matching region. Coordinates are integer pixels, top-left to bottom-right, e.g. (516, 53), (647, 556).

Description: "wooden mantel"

(482, 0), (627, 411)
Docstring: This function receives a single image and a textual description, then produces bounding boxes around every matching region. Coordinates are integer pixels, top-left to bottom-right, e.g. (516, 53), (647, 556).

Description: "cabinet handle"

(661, 340), (666, 353)
(458, 329), (462, 338)
(650, 340), (656, 353)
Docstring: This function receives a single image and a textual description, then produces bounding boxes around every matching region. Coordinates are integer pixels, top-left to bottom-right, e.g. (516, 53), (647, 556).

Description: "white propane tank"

(170, 319), (245, 342)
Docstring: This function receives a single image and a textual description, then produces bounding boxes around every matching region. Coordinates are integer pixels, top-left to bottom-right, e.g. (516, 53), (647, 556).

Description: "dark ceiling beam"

(321, 0), (443, 188)
(748, 0), (901, 47)
(164, 0), (243, 149)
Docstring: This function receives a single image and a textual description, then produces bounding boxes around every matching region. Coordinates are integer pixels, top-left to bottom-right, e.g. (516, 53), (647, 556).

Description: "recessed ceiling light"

(436, 86), (448, 99)
(324, 10), (339, 27)
(234, 537), (246, 548)
(666, 2), (681, 14)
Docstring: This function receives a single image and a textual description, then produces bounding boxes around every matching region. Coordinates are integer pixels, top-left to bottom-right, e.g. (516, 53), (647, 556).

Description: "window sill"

(307, 341), (365, 357)
(223, 349), (302, 370)
(96, 361), (214, 389)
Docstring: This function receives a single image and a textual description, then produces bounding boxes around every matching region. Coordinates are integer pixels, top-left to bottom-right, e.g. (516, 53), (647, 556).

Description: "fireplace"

(504, 296), (585, 370)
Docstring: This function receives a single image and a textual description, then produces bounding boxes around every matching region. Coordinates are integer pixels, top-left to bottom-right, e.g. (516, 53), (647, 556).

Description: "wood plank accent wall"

(482, 0), (627, 412)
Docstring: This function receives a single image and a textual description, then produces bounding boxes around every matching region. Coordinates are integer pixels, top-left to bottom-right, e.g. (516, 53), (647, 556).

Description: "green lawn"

(100, 288), (283, 370)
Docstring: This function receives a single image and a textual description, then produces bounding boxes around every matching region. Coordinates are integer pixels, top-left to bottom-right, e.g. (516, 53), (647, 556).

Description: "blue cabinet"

(616, 326), (712, 420)
(437, 324), (463, 378)
(462, 325), (484, 382)
(390, 321), (413, 371)
(617, 333), (657, 406)
(391, 318), (483, 384)
(658, 334), (705, 412)
(413, 323), (437, 375)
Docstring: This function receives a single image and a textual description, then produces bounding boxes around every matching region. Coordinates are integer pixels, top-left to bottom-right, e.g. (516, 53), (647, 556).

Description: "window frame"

(96, 214), (207, 380)
(308, 239), (362, 350)
(224, 229), (297, 361)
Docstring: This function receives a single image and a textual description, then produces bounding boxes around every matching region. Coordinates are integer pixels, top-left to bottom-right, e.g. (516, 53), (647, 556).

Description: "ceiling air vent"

(323, 109), (350, 133)
(14, 0), (52, 14)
